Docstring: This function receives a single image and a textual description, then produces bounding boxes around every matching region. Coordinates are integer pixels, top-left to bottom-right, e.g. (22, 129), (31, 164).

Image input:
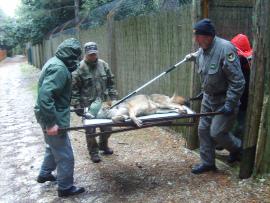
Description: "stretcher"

(64, 106), (222, 137)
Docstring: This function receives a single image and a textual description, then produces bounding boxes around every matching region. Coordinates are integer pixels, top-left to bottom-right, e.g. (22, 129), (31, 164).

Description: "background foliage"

(1, 0), (78, 51)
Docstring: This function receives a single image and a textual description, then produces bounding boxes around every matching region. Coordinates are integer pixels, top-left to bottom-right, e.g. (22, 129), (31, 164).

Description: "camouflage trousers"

(85, 126), (112, 155)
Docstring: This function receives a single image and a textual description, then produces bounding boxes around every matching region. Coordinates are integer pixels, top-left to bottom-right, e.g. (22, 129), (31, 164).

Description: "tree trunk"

(253, 1), (270, 175)
(255, 96), (269, 174)
(239, 0), (270, 179)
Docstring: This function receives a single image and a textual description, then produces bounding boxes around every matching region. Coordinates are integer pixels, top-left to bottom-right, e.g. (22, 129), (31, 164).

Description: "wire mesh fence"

(80, 0), (192, 28)
(49, 0), (193, 35)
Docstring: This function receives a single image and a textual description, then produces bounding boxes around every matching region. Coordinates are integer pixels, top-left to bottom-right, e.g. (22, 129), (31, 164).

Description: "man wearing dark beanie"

(185, 18), (245, 174)
(193, 18), (216, 37)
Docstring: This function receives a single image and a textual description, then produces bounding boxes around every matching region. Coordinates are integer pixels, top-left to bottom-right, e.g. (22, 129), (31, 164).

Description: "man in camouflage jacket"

(185, 19), (245, 174)
(71, 42), (118, 163)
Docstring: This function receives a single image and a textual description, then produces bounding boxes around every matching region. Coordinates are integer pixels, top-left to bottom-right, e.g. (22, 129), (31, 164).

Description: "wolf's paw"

(178, 109), (187, 114)
(133, 118), (143, 127)
(112, 115), (126, 123)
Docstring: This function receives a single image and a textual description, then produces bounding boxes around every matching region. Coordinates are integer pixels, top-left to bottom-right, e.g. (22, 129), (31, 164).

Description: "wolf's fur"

(96, 94), (186, 127)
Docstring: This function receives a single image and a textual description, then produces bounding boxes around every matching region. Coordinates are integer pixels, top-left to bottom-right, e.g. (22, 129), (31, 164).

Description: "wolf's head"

(96, 101), (113, 119)
(170, 94), (186, 105)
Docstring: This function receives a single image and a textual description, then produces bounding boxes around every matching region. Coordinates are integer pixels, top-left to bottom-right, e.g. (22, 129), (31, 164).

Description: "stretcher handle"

(196, 111), (224, 117)
(110, 58), (187, 109)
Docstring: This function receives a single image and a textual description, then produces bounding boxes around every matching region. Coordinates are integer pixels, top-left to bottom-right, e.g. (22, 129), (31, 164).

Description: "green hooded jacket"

(34, 38), (82, 129)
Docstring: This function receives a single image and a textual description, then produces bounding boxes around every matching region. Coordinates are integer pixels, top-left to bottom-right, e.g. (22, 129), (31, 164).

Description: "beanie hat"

(193, 18), (216, 37)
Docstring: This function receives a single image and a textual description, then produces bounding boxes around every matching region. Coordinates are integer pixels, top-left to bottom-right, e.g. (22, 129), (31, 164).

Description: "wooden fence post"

(186, 0), (205, 150)
(107, 13), (117, 77)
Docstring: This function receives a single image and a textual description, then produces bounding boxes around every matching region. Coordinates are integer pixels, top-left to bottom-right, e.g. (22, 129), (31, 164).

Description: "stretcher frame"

(64, 106), (222, 137)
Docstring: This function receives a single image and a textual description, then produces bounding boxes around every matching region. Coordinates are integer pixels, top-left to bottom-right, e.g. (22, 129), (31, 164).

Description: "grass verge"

(20, 63), (39, 99)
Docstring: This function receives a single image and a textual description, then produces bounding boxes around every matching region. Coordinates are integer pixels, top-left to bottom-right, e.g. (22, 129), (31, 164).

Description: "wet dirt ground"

(0, 56), (270, 203)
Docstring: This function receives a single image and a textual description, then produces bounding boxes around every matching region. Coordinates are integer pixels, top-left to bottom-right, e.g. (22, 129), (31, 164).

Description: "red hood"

(231, 34), (253, 58)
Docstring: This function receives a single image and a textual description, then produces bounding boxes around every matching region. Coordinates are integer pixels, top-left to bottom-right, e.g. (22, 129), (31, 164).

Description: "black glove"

(219, 106), (234, 116)
(185, 52), (198, 61)
(74, 105), (84, 117)
(183, 98), (191, 107)
(188, 92), (203, 102)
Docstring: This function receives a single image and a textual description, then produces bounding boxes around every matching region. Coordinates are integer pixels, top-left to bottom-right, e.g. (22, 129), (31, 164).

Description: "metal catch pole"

(110, 58), (187, 109)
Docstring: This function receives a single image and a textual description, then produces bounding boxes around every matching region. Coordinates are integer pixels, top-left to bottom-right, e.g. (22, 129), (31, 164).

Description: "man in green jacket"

(72, 42), (118, 163)
(34, 38), (85, 197)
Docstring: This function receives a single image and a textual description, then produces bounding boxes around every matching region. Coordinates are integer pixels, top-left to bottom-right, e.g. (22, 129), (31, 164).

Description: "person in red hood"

(231, 33), (253, 60)
(230, 33), (253, 159)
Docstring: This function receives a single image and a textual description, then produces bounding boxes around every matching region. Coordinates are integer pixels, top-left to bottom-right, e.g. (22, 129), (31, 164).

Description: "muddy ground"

(0, 56), (269, 203)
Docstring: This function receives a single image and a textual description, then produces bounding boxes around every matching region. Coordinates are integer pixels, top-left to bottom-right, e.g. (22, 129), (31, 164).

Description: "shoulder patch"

(210, 63), (217, 70)
(226, 52), (236, 62)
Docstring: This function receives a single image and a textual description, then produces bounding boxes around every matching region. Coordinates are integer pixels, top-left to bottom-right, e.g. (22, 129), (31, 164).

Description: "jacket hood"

(55, 38), (82, 71)
(231, 34), (253, 58)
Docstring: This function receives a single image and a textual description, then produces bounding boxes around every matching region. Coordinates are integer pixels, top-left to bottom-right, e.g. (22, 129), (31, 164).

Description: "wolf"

(96, 94), (187, 127)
